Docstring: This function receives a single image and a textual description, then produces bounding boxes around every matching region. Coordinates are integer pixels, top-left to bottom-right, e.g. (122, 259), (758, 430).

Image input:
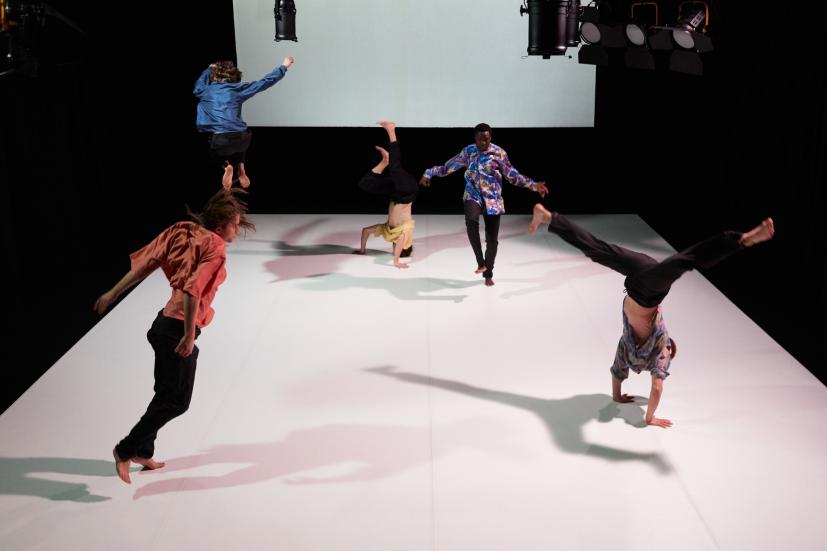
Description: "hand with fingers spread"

(647, 416), (673, 429)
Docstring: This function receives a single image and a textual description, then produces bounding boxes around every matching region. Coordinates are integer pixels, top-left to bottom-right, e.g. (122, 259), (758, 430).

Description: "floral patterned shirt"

(610, 304), (672, 381)
(423, 143), (539, 215)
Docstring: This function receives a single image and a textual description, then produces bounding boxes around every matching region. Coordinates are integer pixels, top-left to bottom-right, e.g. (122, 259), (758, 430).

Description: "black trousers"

(115, 312), (201, 459)
(208, 130), (252, 170)
(357, 141), (418, 204)
(547, 213), (744, 307)
(465, 200), (501, 279)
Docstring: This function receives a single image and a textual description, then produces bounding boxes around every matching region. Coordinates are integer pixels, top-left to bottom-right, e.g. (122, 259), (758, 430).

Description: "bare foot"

(113, 448), (132, 484)
(528, 203), (552, 235)
(375, 146), (390, 163)
(739, 217), (775, 247)
(376, 120), (396, 131)
(377, 120), (398, 143)
(474, 265), (486, 274)
(133, 456), (166, 471)
(221, 164), (233, 190)
(485, 277), (494, 287)
(237, 163), (251, 188)
(352, 249), (366, 255)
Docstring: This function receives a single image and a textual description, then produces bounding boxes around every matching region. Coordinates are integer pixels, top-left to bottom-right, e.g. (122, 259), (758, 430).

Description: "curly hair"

(473, 122), (492, 135)
(188, 188), (255, 235)
(210, 60), (242, 83)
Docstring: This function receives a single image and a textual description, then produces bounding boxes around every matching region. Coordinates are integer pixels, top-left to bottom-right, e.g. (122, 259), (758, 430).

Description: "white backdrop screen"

(232, 0), (596, 127)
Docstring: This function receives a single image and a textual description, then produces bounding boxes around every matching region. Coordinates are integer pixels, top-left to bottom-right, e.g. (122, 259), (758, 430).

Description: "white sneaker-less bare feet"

(739, 217), (775, 247)
(528, 203), (552, 235)
(221, 163), (233, 190)
(238, 163), (251, 188)
(133, 456), (166, 471)
(113, 448), (132, 484)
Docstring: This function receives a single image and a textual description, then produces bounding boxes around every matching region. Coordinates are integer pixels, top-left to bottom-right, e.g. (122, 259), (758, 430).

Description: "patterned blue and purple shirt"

(423, 143), (539, 215)
(610, 305), (672, 381)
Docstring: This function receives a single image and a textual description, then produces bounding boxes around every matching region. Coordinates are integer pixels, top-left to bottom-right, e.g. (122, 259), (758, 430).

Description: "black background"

(1, 1), (824, 413)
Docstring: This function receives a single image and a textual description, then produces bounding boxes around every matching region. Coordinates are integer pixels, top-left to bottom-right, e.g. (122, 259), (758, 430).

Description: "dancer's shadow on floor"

(247, 218), (528, 281)
(297, 273), (479, 302)
(365, 367), (671, 473)
(497, 257), (610, 300)
(0, 457), (116, 502)
(132, 418), (510, 500)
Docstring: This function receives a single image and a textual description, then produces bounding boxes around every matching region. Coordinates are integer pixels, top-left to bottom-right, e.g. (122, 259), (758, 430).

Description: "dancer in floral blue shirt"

(420, 123), (548, 286)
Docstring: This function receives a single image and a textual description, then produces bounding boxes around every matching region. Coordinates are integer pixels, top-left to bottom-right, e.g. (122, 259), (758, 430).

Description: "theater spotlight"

(625, 2), (658, 46)
(520, 0), (580, 58)
(274, 0), (297, 42)
(577, 4), (608, 66)
(669, 2), (712, 74)
(672, 6), (712, 53)
(623, 1), (657, 69)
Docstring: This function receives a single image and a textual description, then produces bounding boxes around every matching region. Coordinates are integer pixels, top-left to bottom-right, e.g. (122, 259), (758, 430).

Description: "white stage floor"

(1, 214), (825, 551)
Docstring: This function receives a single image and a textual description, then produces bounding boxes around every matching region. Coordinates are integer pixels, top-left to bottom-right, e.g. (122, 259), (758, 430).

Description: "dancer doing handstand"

(353, 120), (419, 269)
(528, 204), (775, 428)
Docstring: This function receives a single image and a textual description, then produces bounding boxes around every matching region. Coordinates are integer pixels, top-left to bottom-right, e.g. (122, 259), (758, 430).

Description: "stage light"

(520, 0), (579, 58)
(624, 2), (658, 46)
(274, 0), (297, 42)
(579, 5), (601, 44)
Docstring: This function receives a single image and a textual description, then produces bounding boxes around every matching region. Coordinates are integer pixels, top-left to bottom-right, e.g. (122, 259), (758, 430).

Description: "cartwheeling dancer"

(528, 204), (775, 428)
(94, 189), (255, 483)
(353, 120), (419, 269)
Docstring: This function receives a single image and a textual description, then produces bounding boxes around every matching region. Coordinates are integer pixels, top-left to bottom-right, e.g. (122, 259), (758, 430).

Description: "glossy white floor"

(1, 214), (825, 551)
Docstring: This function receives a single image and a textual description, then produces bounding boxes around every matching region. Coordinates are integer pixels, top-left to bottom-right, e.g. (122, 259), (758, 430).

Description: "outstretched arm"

(419, 148), (470, 187)
(500, 152), (548, 197)
(236, 59), (292, 101)
(646, 376), (672, 428)
(93, 270), (142, 314)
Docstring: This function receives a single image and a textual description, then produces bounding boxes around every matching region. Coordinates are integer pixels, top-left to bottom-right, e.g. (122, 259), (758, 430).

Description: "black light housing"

(521, 0), (579, 58)
(274, 0), (297, 42)
(519, 0), (713, 75)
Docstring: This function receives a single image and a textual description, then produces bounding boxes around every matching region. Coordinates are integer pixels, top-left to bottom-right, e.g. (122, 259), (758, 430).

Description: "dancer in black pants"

(420, 123), (548, 286)
(194, 56), (294, 189)
(353, 121), (418, 269)
(94, 189), (254, 483)
(528, 204), (775, 428)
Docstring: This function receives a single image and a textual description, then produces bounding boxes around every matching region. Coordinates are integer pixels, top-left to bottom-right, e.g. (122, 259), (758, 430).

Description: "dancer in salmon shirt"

(94, 189), (254, 483)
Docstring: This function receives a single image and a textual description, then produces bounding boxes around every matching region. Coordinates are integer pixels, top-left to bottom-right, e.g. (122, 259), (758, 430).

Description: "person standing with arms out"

(420, 123), (548, 286)
(194, 56), (295, 189)
(94, 189), (255, 483)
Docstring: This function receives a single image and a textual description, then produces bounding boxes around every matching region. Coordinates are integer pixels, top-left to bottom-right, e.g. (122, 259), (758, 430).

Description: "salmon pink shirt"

(129, 222), (227, 328)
